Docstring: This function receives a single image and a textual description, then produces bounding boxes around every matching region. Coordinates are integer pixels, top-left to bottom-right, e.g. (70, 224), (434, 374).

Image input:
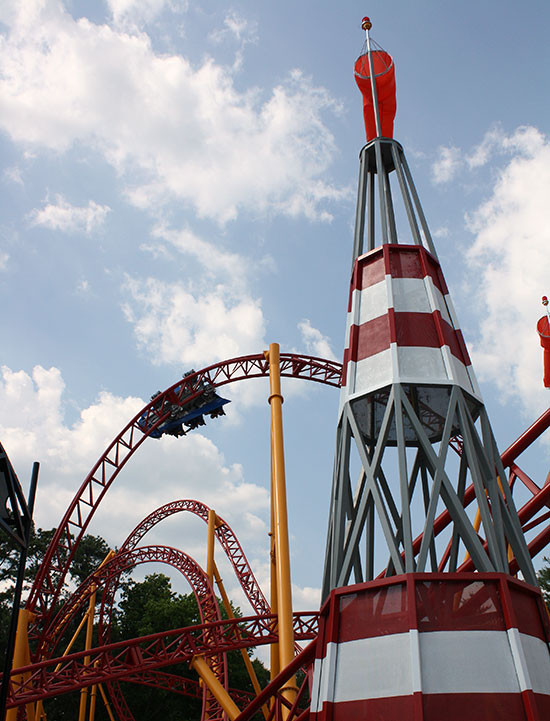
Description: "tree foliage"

(0, 528), (269, 720)
(537, 557), (550, 605)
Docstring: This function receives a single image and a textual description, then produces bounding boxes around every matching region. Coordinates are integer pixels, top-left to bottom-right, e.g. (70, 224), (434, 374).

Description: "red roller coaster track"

(6, 613), (320, 709)
(26, 352), (341, 650)
(7, 353), (550, 719)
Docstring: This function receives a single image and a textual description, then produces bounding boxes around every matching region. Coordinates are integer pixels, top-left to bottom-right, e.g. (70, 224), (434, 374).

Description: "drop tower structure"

(311, 18), (550, 720)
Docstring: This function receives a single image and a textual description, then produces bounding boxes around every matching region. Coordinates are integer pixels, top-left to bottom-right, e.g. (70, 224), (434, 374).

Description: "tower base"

(310, 574), (550, 720)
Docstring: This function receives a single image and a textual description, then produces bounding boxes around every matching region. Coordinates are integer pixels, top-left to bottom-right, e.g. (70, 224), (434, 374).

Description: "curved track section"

(45, 544), (228, 721)
(6, 612), (320, 709)
(96, 500), (269, 721)
(122, 499), (269, 615)
(27, 353), (341, 647)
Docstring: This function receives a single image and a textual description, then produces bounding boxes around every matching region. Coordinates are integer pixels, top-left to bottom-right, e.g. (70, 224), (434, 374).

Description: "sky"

(1, 0), (550, 621)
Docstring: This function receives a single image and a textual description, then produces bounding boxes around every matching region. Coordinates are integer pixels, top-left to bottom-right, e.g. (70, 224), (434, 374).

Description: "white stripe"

(312, 630), (550, 705)
(409, 628), (422, 694)
(518, 632), (550, 695)
(420, 630), (520, 694)
(333, 634), (413, 701)
(392, 276), (432, 314)
(351, 280), (388, 326)
(342, 346), (480, 400)
(349, 276), (456, 325)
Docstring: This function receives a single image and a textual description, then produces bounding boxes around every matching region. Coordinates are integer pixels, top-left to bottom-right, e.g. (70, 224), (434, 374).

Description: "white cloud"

(107, 0), (175, 26)
(465, 126), (550, 418)
(0, 252), (9, 270)
(209, 11), (258, 46)
(432, 145), (462, 184)
(122, 276), (266, 367)
(298, 319), (337, 361)
(0, 1), (343, 224)
(151, 224), (249, 288)
(3, 165), (23, 184)
(0, 364), (270, 556)
(29, 195), (111, 234)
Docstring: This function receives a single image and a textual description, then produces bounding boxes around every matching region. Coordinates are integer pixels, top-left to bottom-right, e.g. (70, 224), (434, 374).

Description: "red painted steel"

(95, 500), (270, 720)
(120, 499), (269, 616)
(26, 353), (341, 651)
(6, 612), (319, 708)
(42, 544), (228, 721)
(311, 574), (550, 721)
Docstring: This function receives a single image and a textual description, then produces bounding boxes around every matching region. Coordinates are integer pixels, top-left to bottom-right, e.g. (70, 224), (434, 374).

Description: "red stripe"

(350, 244), (447, 294)
(337, 582), (409, 643)
(312, 693), (533, 721)
(422, 692), (528, 720)
(311, 695), (414, 721)
(348, 314), (392, 360)
(346, 312), (469, 364)
(534, 691), (550, 719)
(501, 579), (550, 643)
(454, 328), (472, 366)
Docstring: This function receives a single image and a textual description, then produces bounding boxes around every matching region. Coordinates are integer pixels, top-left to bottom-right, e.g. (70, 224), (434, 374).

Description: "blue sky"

(1, 0), (550, 613)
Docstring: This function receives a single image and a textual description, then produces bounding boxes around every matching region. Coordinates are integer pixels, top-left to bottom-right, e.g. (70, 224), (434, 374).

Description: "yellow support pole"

(190, 655), (241, 721)
(78, 584), (97, 721)
(207, 509), (217, 585)
(6, 608), (35, 721)
(463, 478), (513, 563)
(97, 684), (116, 721)
(212, 562), (270, 721)
(265, 343), (297, 717)
(269, 458), (280, 682)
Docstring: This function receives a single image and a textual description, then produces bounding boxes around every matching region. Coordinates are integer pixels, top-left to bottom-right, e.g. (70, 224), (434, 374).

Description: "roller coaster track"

(26, 353), (341, 651)
(95, 500), (270, 721)
(118, 499), (269, 616)
(12, 347), (550, 718)
(6, 612), (320, 709)
(41, 545), (228, 721)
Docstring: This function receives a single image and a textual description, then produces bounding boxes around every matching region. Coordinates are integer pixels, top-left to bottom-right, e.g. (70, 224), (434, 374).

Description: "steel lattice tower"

(310, 19), (550, 721)
(321, 131), (537, 596)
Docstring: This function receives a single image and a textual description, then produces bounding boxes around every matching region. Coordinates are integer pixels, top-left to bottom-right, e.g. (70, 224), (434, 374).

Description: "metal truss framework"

(323, 384), (538, 598)
(6, 345), (549, 716)
(2, 407), (549, 716)
(6, 612), (320, 709)
(95, 499), (270, 721)
(119, 499), (270, 616)
(26, 353), (341, 650)
(41, 544), (228, 721)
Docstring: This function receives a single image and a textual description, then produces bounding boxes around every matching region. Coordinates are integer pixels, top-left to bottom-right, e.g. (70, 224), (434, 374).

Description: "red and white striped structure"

(340, 243), (481, 411)
(311, 574), (550, 721)
(320, 21), (544, 721)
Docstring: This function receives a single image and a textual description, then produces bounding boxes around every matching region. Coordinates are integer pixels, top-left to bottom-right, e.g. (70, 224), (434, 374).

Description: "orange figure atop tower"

(354, 17), (396, 141)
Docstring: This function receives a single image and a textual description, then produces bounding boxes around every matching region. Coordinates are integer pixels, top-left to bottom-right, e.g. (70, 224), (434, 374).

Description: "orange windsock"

(354, 50), (396, 142)
(537, 315), (550, 387)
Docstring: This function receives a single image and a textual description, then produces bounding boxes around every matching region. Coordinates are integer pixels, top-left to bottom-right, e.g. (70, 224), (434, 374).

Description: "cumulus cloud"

(464, 126), (550, 417)
(0, 1), (343, 224)
(298, 319), (337, 360)
(150, 224), (249, 288)
(0, 364), (269, 556)
(29, 195), (111, 234)
(209, 12), (258, 46)
(432, 145), (462, 184)
(122, 276), (266, 367)
(106, 0), (176, 27)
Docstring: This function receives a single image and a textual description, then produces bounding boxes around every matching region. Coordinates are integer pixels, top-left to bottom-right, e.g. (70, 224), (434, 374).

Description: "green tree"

(537, 557), (550, 605)
(1, 533), (270, 721)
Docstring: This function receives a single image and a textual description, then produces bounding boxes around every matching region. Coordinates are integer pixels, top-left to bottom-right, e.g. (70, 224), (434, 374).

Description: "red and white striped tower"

(315, 18), (550, 720)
